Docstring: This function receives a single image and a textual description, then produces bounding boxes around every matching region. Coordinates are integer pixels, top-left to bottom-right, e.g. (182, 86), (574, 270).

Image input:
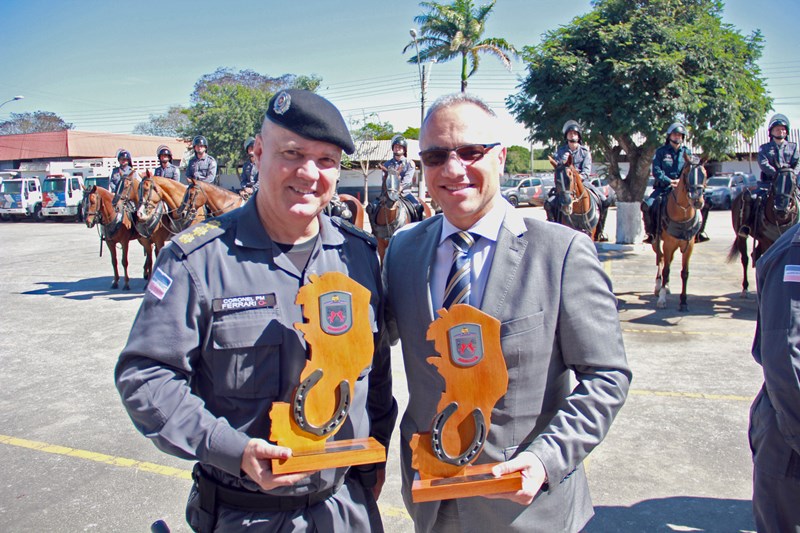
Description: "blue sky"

(1, 0), (797, 147)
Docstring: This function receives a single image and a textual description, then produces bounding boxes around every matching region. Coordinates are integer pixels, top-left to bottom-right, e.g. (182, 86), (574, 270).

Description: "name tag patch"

(213, 294), (277, 312)
(148, 267), (173, 300)
(784, 265), (800, 283)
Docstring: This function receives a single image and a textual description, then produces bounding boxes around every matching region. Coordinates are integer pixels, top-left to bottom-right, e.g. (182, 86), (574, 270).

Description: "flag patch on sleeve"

(148, 267), (173, 299)
(784, 265), (800, 283)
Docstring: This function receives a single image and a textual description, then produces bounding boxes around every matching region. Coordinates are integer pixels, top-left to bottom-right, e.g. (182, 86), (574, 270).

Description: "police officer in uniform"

(544, 120), (610, 241)
(154, 145), (180, 181)
(109, 148), (135, 195)
(642, 122), (709, 243)
(380, 134), (416, 192)
(739, 113), (800, 237)
(115, 89), (397, 533)
(748, 222), (800, 532)
(240, 137), (259, 191)
(186, 135), (218, 185)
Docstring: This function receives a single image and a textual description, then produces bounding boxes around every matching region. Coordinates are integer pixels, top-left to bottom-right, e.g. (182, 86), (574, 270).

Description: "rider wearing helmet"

(185, 135), (218, 185)
(239, 137), (259, 190)
(382, 135), (416, 192)
(642, 122), (709, 243)
(738, 114), (800, 237)
(110, 148), (135, 194)
(544, 120), (610, 241)
(154, 145), (180, 181)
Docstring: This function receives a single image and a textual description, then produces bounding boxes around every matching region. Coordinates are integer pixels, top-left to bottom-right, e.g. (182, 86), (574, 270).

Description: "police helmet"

(391, 134), (408, 156)
(243, 137), (256, 151)
(116, 148), (132, 163)
(156, 145), (172, 161)
(768, 114), (790, 136)
(192, 135), (208, 148)
(562, 120), (582, 141)
(666, 122), (687, 137)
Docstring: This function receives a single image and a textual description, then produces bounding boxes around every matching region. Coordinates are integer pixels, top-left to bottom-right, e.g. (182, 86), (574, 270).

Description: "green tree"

(346, 114), (392, 202)
(133, 105), (189, 137)
(181, 69), (322, 173)
(401, 126), (420, 140)
(0, 111), (73, 135)
(507, 0), (771, 241)
(404, 0), (516, 92)
(505, 145), (531, 175)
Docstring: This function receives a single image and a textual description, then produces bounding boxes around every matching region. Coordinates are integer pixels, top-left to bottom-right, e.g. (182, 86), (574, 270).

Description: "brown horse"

(728, 168), (799, 296)
(83, 186), (150, 290)
(112, 172), (156, 280)
(367, 169), (432, 261)
(136, 172), (198, 255)
(177, 178), (245, 227)
(548, 154), (600, 240)
(651, 154), (707, 311)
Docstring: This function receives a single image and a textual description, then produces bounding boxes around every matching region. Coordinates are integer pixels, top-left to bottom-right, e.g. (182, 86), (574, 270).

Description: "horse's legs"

(121, 239), (131, 291)
(108, 241), (120, 289)
(679, 245), (694, 312)
(657, 244), (676, 309)
(142, 240), (153, 281)
(739, 236), (749, 297)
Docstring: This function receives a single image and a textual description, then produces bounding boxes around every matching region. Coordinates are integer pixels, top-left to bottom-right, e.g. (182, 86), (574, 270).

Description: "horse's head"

(680, 155), (707, 209)
(382, 169), (401, 204)
(176, 178), (201, 230)
(136, 171), (162, 220)
(770, 168), (797, 217)
(83, 186), (101, 228)
(549, 153), (577, 215)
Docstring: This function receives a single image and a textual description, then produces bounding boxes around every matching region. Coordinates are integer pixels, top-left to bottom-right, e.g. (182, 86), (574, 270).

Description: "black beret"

(266, 89), (355, 155)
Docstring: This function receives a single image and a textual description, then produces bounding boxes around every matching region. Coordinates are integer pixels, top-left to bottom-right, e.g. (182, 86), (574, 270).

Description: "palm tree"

(405, 0), (516, 92)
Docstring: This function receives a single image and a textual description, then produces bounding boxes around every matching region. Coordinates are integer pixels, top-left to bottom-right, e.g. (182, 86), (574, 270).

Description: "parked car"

(84, 176), (110, 190)
(730, 172), (758, 198)
(589, 177), (616, 206)
(501, 176), (544, 207)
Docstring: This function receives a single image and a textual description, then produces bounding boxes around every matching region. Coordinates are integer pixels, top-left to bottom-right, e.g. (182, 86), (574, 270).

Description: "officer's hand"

(483, 451), (547, 506)
(670, 178), (680, 188)
(372, 468), (386, 501)
(240, 438), (314, 491)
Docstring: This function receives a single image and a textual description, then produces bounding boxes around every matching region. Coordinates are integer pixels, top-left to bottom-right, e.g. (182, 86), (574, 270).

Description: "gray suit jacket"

(384, 211), (631, 533)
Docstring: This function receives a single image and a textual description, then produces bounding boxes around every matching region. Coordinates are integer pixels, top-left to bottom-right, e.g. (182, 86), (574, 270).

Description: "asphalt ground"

(0, 206), (762, 532)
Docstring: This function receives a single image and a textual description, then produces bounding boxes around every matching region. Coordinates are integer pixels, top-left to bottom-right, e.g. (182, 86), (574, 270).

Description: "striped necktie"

(442, 231), (477, 309)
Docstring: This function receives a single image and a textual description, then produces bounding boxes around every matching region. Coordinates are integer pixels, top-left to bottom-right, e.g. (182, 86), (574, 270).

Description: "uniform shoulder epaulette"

(332, 217), (377, 248)
(172, 219), (228, 256)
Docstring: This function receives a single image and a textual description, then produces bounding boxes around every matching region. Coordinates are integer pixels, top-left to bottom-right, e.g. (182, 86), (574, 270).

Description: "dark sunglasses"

(419, 143), (500, 167)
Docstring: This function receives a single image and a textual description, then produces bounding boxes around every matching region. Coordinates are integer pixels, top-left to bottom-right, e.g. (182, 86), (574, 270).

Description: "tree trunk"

(601, 139), (656, 244)
(616, 202), (643, 244)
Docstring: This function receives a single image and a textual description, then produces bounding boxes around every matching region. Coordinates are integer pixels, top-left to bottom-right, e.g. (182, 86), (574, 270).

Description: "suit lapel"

(481, 222), (529, 317)
(418, 217), (442, 321)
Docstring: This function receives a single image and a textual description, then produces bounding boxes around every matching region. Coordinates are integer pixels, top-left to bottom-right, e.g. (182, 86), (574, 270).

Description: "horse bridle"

(82, 190), (102, 228)
(771, 169), (797, 215)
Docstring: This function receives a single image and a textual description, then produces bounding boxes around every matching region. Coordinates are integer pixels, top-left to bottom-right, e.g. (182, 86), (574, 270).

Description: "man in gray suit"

(383, 93), (631, 533)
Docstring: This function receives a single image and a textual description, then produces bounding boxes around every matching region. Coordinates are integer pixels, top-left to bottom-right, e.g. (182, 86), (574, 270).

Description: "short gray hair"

(424, 93), (497, 125)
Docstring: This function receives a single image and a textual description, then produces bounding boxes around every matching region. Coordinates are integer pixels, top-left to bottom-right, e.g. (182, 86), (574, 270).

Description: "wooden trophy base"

(411, 463), (524, 503)
(271, 437), (385, 474)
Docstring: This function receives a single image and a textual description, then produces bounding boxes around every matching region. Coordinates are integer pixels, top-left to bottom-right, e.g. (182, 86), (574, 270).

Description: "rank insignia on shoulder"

(332, 217), (377, 247)
(173, 219), (225, 255)
(178, 219), (222, 245)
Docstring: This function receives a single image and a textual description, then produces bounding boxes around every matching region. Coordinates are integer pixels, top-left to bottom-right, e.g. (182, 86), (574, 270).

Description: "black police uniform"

(240, 159), (259, 189)
(749, 222), (800, 532)
(115, 199), (396, 532)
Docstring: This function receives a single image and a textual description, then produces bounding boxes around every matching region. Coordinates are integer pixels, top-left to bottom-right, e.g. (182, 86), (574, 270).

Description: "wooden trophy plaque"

(410, 304), (523, 502)
(269, 272), (385, 474)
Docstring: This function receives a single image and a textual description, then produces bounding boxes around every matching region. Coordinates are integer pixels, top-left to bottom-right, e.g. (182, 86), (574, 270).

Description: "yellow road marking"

(622, 327), (752, 338)
(0, 434), (192, 480)
(629, 389), (754, 402)
(0, 434), (413, 521)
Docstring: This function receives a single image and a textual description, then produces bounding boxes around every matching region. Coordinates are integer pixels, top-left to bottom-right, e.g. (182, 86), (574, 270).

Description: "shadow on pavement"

(22, 277), (147, 301)
(616, 291), (757, 323)
(586, 496), (755, 532)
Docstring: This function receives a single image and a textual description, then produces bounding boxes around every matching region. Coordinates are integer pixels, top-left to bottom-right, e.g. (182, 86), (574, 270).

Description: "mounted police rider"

(380, 134), (416, 193)
(154, 145), (180, 181)
(109, 148), (135, 195)
(239, 137), (259, 192)
(738, 113), (800, 237)
(544, 120), (610, 241)
(642, 122), (710, 243)
(186, 135), (218, 185)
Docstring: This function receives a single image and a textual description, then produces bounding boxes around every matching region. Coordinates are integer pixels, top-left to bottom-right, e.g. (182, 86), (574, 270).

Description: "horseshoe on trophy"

(430, 401), (487, 466)
(291, 368), (351, 437)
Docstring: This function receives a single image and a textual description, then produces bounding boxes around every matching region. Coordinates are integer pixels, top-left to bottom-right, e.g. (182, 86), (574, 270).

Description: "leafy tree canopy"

(0, 111), (73, 135)
(507, 0), (771, 202)
(401, 126), (420, 140)
(505, 145), (531, 175)
(405, 0), (516, 91)
(181, 68), (322, 172)
(133, 105), (190, 137)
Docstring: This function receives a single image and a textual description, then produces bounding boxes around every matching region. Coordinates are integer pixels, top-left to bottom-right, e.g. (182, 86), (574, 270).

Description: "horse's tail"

(726, 237), (742, 263)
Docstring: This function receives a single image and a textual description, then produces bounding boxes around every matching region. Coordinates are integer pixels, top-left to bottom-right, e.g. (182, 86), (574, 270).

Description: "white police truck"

(41, 173), (86, 221)
(0, 172), (44, 222)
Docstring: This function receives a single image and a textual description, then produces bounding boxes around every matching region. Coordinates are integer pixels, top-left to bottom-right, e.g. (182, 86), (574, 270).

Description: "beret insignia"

(273, 91), (291, 115)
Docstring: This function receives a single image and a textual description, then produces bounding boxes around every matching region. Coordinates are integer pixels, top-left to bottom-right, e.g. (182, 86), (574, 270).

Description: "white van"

(41, 174), (85, 221)
(0, 173), (44, 221)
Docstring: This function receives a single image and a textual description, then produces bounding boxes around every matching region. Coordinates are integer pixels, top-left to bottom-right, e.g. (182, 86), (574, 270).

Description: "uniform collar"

(234, 197), (343, 250)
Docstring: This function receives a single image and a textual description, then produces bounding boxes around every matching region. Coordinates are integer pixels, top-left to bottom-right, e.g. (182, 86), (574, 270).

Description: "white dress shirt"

(430, 195), (527, 311)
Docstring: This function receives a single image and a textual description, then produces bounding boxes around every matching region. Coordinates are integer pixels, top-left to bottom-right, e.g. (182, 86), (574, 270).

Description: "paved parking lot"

(0, 207), (762, 532)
